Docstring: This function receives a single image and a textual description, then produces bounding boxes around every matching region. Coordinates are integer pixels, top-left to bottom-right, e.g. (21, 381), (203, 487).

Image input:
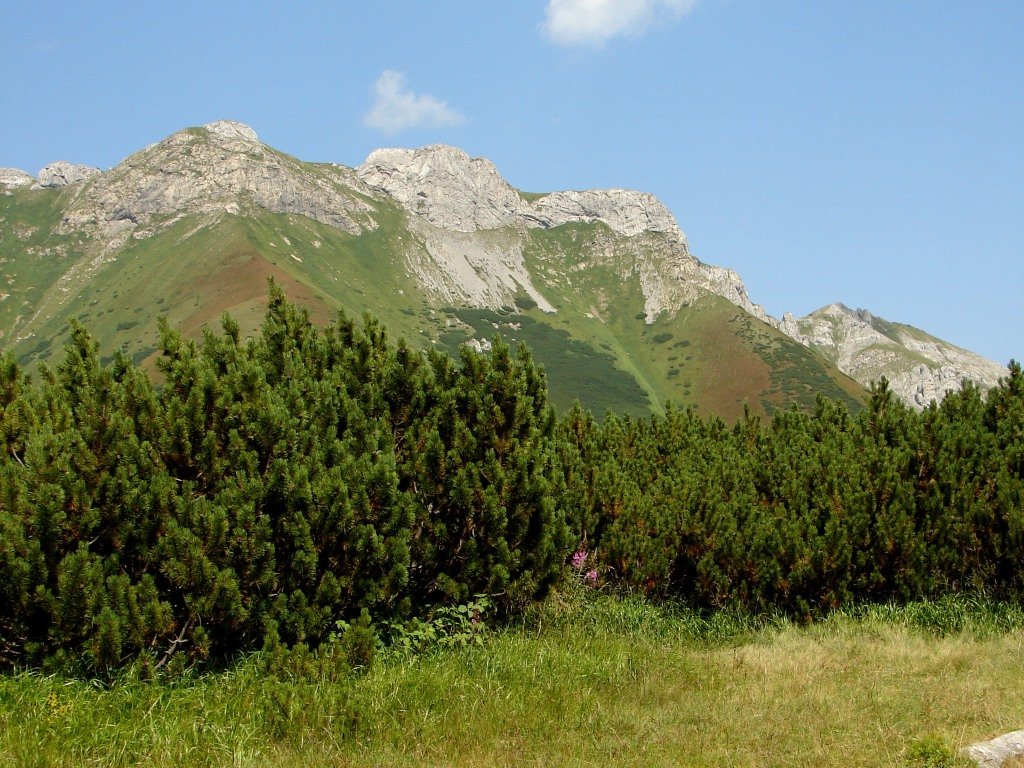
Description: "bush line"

(1, 283), (1021, 673)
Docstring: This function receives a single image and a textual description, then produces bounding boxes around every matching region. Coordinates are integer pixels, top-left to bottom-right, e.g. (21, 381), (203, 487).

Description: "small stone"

(963, 730), (1024, 768)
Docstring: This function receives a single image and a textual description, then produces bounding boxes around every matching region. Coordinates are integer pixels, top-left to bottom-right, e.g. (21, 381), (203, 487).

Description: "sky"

(2, 1), (1021, 365)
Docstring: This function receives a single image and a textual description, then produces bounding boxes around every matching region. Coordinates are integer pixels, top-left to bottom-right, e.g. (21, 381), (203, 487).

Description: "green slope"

(0, 187), (866, 420)
(3, 200), (437, 369)
(509, 221), (865, 418)
(0, 187), (88, 349)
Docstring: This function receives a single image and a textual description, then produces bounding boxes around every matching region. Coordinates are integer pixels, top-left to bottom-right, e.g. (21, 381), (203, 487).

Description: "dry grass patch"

(640, 625), (1023, 767)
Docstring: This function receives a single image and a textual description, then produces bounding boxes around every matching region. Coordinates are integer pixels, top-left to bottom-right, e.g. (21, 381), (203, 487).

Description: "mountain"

(0, 120), (1005, 417)
(779, 304), (1008, 409)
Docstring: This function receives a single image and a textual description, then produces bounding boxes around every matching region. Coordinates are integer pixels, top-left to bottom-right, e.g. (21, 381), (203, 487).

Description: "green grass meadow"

(4, 594), (1022, 767)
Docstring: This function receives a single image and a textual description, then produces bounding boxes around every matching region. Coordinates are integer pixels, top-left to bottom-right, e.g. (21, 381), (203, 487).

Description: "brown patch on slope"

(177, 247), (336, 339)
(692, 311), (772, 422)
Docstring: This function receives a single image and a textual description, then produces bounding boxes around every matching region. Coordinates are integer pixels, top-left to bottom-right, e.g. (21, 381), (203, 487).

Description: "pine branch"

(154, 617), (195, 670)
(10, 448), (26, 468)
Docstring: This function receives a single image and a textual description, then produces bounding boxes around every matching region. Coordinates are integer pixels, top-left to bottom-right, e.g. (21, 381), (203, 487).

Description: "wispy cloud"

(363, 70), (465, 135)
(542, 0), (698, 48)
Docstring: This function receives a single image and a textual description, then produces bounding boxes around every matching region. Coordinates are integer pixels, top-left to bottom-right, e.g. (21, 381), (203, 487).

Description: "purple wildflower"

(584, 569), (598, 587)
(571, 549), (588, 570)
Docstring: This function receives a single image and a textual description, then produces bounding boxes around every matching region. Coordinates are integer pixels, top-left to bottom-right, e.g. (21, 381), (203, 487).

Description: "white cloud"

(542, 0), (698, 47)
(363, 70), (465, 135)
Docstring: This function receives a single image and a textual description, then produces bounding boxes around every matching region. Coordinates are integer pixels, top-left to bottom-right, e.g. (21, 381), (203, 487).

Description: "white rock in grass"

(963, 730), (1024, 768)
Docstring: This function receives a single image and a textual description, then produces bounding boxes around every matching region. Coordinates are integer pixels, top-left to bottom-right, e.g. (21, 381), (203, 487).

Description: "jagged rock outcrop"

(698, 263), (773, 325)
(356, 144), (731, 318)
(36, 161), (100, 188)
(58, 120), (377, 241)
(358, 145), (525, 232)
(532, 189), (682, 241)
(203, 119), (259, 143)
(356, 144), (684, 242)
(780, 303), (1007, 408)
(0, 168), (35, 188)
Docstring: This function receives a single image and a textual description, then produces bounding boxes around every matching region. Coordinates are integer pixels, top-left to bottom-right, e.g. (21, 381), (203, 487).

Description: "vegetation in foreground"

(1, 285), (1022, 674)
(3, 592), (1024, 767)
(2, 287), (1023, 765)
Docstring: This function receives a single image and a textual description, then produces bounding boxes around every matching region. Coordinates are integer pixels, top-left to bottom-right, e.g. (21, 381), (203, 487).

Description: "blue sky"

(2, 1), (1021, 364)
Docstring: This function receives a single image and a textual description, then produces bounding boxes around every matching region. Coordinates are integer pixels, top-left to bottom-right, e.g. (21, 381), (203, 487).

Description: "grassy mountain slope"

(0, 187), (87, 346)
(508, 222), (864, 417)
(0, 192), (865, 419)
(0, 122), (868, 419)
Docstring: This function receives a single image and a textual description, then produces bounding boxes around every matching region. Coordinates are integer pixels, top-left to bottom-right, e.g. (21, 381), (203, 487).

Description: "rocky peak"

(36, 161), (100, 188)
(696, 263), (772, 324)
(778, 301), (1008, 409)
(202, 119), (260, 144)
(357, 144), (526, 232)
(533, 188), (683, 242)
(356, 143), (701, 321)
(0, 168), (35, 188)
(818, 302), (875, 326)
(357, 143), (686, 243)
(57, 120), (376, 241)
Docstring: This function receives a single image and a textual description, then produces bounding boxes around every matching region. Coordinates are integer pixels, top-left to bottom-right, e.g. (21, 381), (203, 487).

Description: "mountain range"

(0, 120), (1007, 419)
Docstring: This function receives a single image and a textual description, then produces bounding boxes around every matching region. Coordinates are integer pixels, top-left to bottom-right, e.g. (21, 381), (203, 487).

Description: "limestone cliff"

(357, 145), (525, 232)
(1, 163), (99, 191)
(356, 144), (683, 241)
(36, 161), (100, 188)
(354, 143), (769, 323)
(781, 303), (1008, 406)
(57, 120), (377, 243)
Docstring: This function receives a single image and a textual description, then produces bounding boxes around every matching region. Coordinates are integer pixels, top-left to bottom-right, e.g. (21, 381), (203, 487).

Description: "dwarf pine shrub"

(0, 284), (569, 674)
(2, 281), (1022, 674)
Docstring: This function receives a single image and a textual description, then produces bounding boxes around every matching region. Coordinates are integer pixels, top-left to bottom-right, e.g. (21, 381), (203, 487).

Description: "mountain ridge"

(0, 120), (1006, 412)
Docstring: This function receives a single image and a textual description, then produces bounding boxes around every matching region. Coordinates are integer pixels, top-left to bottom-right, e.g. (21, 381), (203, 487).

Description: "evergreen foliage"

(568, 367), (1024, 617)
(1, 284), (1021, 674)
(0, 285), (566, 672)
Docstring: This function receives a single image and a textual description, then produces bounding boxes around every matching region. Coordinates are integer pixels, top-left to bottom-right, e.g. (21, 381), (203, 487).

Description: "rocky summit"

(0, 168), (36, 189)
(357, 144), (683, 240)
(0, 120), (1008, 415)
(355, 143), (767, 326)
(35, 161), (101, 189)
(780, 304), (1008, 407)
(57, 120), (376, 242)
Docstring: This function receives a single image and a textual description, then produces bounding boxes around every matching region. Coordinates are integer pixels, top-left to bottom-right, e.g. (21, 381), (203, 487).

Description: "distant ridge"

(0, 120), (1006, 414)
